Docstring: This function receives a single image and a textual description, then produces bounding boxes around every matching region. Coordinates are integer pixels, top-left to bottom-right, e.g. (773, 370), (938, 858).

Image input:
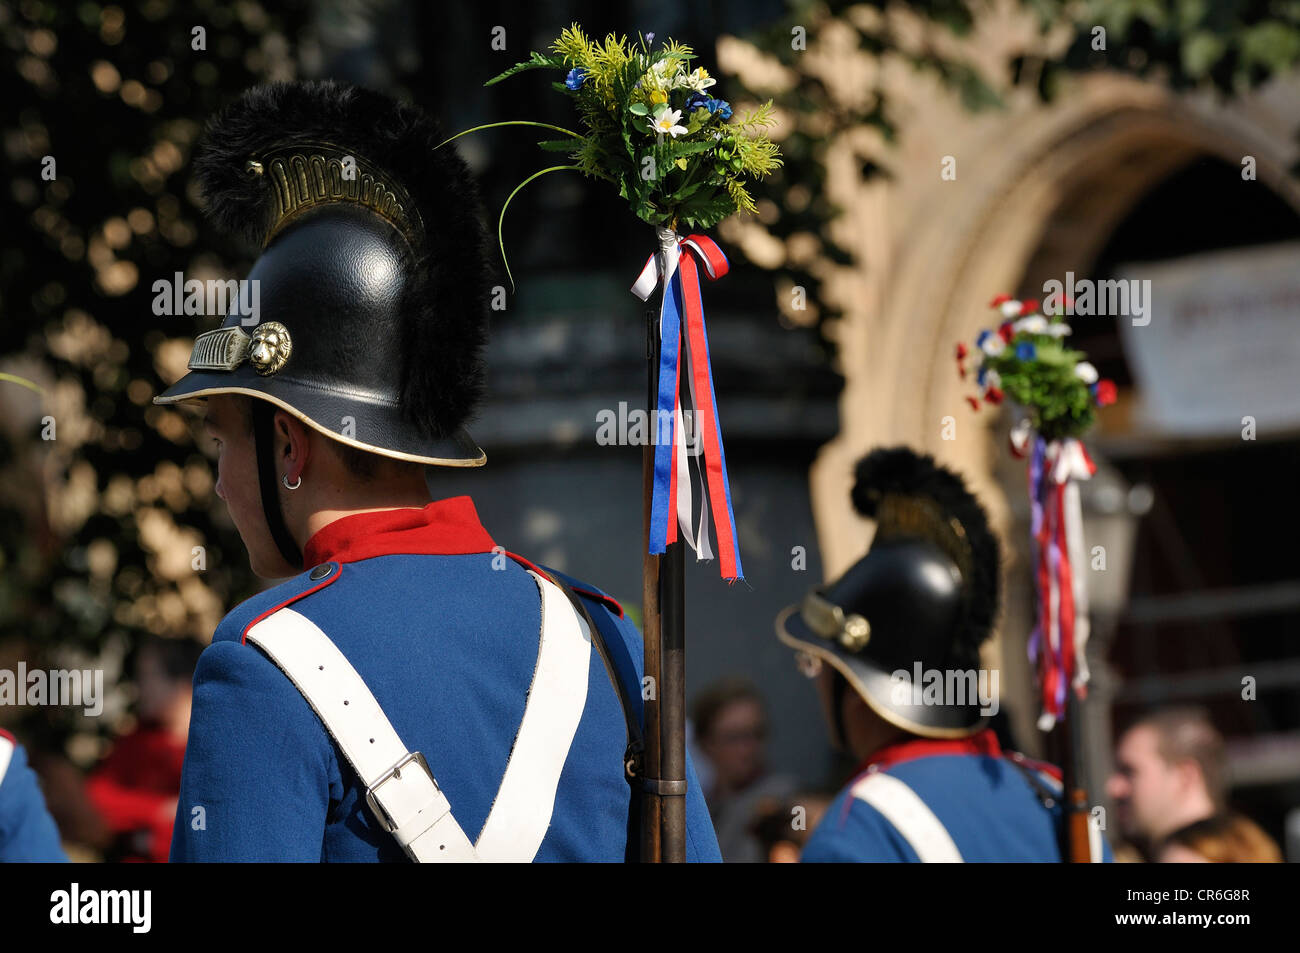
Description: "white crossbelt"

(0, 734), (13, 786)
(476, 570), (592, 861)
(850, 771), (964, 863)
(245, 568), (592, 863)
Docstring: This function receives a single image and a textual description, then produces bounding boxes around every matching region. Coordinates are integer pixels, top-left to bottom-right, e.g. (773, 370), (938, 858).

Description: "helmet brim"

(775, 604), (988, 739)
(155, 369), (485, 467)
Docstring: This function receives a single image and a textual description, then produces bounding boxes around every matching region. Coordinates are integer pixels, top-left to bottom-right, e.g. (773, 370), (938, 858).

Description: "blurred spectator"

(1105, 707), (1274, 861)
(86, 637), (202, 863)
(691, 677), (796, 862)
(750, 791), (832, 863)
(1157, 813), (1283, 863)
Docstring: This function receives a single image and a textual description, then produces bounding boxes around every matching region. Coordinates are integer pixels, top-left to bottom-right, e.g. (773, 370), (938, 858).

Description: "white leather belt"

(850, 771), (964, 863)
(245, 568), (592, 863)
(476, 569), (592, 861)
(247, 605), (478, 862)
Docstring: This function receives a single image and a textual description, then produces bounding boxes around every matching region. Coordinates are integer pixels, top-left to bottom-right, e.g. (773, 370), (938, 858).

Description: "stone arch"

(807, 73), (1300, 737)
(812, 74), (1300, 574)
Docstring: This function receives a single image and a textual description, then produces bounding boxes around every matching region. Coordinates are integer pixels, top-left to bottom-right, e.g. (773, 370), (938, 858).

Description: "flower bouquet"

(955, 295), (1116, 442)
(457, 23), (781, 284)
(445, 25), (782, 582)
(955, 295), (1116, 730)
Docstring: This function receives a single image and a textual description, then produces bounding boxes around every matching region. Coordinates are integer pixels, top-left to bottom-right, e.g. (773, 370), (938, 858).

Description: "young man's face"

(1106, 724), (1186, 840)
(201, 395), (293, 578)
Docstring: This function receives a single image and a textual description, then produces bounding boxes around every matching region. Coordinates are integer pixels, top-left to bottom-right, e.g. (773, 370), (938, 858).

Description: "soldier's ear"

(272, 409), (311, 480)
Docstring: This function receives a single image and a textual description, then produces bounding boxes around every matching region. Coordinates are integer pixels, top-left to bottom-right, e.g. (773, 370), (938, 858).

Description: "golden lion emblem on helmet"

(248, 322), (292, 376)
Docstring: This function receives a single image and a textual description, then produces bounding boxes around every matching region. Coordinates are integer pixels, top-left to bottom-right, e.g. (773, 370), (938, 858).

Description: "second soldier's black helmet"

(155, 80), (489, 467)
(776, 447), (1001, 738)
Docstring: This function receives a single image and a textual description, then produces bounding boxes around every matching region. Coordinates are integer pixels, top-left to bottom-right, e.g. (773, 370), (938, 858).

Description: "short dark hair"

(1132, 707), (1227, 810)
(231, 396), (409, 481)
(331, 441), (383, 480)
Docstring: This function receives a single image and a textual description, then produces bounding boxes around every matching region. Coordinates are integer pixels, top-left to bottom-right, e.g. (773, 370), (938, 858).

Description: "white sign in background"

(1116, 241), (1300, 437)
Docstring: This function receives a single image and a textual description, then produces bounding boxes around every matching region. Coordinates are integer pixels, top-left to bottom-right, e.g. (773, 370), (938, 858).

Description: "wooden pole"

(639, 233), (688, 862)
(640, 297), (663, 863)
(660, 538), (686, 861)
(1062, 690), (1094, 863)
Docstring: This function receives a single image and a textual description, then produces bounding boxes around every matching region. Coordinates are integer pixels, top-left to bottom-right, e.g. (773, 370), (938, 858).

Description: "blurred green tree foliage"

(1, 0), (306, 761)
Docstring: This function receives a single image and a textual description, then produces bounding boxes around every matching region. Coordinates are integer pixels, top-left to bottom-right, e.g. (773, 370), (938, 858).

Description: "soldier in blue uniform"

(776, 448), (1110, 862)
(155, 81), (719, 862)
(0, 728), (68, 861)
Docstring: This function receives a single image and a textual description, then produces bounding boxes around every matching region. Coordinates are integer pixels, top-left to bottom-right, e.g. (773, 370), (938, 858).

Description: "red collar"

(302, 496), (497, 568)
(856, 728), (1003, 774)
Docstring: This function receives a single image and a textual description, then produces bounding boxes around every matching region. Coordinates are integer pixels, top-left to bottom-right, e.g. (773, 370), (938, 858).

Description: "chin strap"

(831, 670), (849, 753)
(252, 401), (303, 570)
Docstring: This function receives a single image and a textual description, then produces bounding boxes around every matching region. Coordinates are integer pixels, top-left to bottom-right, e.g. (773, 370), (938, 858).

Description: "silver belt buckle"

(365, 751), (435, 833)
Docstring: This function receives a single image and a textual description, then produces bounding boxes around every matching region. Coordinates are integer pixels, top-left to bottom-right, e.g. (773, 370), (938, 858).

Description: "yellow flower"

(650, 89), (667, 105)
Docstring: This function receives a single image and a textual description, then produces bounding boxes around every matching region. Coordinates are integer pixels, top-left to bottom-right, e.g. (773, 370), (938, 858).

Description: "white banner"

(1116, 242), (1300, 436)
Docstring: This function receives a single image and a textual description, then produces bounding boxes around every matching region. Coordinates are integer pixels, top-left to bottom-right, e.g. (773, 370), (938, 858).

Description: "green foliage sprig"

(442, 24), (783, 287)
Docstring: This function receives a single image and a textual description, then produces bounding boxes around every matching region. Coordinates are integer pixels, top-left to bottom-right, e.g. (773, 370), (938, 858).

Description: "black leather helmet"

(777, 447), (1001, 737)
(155, 81), (490, 566)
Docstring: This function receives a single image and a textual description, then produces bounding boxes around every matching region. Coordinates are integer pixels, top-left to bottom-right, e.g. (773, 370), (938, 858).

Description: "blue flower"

(646, 32), (655, 44)
(686, 95), (733, 120)
(977, 365), (988, 387)
(1015, 341), (1037, 362)
(565, 67), (587, 90)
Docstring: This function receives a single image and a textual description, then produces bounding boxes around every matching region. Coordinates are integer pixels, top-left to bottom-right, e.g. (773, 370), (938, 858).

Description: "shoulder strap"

(245, 606), (480, 863)
(849, 771), (964, 863)
(1005, 751), (1104, 862)
(535, 569), (645, 784)
(245, 568), (598, 863)
(1005, 751), (1063, 807)
(474, 570), (592, 861)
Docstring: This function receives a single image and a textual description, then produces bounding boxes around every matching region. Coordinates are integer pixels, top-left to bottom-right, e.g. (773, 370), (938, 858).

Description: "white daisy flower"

(649, 106), (687, 138)
(681, 67), (716, 92)
(1043, 322), (1073, 337)
(1074, 361), (1099, 384)
(648, 59), (685, 89)
(999, 300), (1023, 319)
(1013, 315), (1049, 334)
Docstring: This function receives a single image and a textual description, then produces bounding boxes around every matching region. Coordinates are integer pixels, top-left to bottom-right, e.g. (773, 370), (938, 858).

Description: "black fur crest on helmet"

(191, 80), (489, 440)
(852, 446), (1000, 663)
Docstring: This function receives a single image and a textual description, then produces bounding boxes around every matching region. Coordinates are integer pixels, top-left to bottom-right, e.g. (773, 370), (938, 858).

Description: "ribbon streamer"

(1028, 437), (1097, 731)
(631, 228), (743, 582)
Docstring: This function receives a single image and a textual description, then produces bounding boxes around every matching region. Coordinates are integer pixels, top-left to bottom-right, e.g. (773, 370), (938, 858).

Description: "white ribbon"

(1009, 418), (1034, 458)
(1046, 437), (1095, 702)
(631, 227), (714, 562)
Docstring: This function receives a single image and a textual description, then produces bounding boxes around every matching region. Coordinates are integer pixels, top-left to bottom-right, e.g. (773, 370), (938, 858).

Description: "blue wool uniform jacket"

(802, 731), (1113, 863)
(0, 731), (67, 862)
(170, 498), (720, 862)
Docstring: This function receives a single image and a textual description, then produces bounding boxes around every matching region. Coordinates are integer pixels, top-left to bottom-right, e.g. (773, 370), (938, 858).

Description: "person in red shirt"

(87, 637), (201, 862)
